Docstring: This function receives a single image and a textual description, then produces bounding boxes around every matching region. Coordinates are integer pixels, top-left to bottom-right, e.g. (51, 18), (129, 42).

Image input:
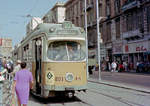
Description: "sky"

(0, 0), (67, 47)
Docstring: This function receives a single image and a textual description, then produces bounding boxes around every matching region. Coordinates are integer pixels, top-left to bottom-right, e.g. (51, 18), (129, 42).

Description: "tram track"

(30, 92), (93, 106)
(29, 85), (149, 106)
(88, 88), (145, 106)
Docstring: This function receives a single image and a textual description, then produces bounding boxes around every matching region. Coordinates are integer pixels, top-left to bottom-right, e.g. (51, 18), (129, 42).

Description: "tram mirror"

(36, 40), (41, 46)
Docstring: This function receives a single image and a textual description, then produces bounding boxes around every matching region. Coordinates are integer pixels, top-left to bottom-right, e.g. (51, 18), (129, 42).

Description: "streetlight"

(96, 0), (106, 81)
(84, 0), (89, 79)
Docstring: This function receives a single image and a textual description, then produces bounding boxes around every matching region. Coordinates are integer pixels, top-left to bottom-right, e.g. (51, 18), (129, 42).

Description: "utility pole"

(96, 0), (106, 81)
(96, 0), (101, 81)
(84, 0), (89, 79)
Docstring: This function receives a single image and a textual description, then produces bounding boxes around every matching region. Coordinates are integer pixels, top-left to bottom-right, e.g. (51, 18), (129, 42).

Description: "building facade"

(65, 0), (106, 66)
(43, 2), (66, 23)
(0, 38), (12, 57)
(120, 0), (150, 69)
(64, 0), (150, 69)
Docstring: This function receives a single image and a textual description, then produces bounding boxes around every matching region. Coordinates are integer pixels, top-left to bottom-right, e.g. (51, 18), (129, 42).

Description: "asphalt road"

(27, 81), (150, 106)
(90, 71), (150, 89)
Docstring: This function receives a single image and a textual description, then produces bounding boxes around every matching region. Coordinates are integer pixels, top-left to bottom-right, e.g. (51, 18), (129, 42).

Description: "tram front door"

(35, 39), (42, 94)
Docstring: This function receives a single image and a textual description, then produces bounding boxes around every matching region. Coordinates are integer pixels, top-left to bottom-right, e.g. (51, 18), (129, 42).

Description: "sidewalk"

(88, 71), (150, 94)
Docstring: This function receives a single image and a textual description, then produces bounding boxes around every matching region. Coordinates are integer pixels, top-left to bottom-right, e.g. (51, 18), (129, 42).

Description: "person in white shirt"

(111, 61), (117, 72)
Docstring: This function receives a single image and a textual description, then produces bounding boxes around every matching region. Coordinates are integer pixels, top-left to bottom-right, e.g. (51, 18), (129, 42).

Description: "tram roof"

(26, 22), (85, 37)
(21, 22), (85, 45)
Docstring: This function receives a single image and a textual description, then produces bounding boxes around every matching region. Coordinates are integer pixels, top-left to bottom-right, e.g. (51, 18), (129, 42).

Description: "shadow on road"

(29, 93), (82, 104)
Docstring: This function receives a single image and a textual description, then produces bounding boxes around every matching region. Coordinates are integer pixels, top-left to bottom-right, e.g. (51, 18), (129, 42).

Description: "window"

(147, 6), (150, 32)
(137, 9), (144, 33)
(126, 13), (132, 31)
(115, 18), (120, 39)
(106, 22), (111, 42)
(47, 41), (85, 61)
(106, 0), (111, 16)
(114, 0), (120, 14)
(100, 25), (104, 41)
(99, 4), (102, 17)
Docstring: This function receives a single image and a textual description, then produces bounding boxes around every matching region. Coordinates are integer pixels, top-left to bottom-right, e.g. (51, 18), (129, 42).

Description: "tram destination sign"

(56, 30), (79, 35)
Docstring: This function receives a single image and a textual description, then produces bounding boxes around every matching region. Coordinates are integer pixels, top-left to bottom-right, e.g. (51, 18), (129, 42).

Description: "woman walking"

(12, 62), (33, 106)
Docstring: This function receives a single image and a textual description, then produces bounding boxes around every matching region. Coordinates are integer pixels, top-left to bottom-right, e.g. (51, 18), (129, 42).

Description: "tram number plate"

(65, 87), (74, 90)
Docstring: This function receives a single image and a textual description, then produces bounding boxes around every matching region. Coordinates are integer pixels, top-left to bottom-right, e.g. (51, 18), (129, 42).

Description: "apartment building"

(64, 0), (150, 69)
(65, 0), (106, 66)
(120, 0), (150, 69)
(43, 2), (66, 23)
(0, 38), (12, 57)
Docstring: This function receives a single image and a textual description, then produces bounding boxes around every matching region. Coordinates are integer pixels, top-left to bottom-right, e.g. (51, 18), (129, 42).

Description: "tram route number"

(55, 76), (81, 82)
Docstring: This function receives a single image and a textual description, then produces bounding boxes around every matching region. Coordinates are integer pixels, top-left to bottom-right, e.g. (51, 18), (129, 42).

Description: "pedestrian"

(123, 61), (128, 72)
(111, 61), (117, 72)
(12, 62), (33, 106)
(5, 57), (13, 73)
(119, 62), (124, 72)
(108, 62), (111, 71)
(11, 60), (21, 76)
(2, 56), (7, 68)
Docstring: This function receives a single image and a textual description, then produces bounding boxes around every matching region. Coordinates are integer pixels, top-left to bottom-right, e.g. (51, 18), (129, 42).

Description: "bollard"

(0, 81), (3, 106)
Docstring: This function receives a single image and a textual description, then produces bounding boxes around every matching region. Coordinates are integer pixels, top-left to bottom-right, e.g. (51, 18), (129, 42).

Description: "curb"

(88, 79), (150, 94)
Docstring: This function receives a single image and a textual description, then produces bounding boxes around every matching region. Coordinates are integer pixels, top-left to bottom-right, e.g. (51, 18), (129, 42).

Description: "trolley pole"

(84, 0), (89, 79)
(96, 0), (101, 81)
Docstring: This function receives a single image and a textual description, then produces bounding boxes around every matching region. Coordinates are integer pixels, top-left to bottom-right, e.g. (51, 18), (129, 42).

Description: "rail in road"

(27, 81), (150, 106)
(87, 81), (150, 106)
(29, 93), (93, 106)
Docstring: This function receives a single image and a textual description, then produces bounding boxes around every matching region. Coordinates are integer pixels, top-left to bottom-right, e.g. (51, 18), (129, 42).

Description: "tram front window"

(47, 41), (85, 61)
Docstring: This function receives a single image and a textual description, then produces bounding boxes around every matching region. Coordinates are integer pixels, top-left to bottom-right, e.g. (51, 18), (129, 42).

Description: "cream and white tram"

(12, 21), (87, 98)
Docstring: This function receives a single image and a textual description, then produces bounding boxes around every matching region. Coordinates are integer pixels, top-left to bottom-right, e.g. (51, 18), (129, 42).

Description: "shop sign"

(136, 46), (147, 52)
(124, 41), (149, 53)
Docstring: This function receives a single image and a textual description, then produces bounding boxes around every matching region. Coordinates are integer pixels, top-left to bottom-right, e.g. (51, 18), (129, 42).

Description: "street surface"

(27, 81), (150, 106)
(90, 71), (150, 89)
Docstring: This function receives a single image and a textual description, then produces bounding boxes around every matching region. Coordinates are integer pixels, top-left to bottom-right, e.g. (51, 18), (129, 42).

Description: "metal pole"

(96, 0), (101, 80)
(84, 0), (89, 79)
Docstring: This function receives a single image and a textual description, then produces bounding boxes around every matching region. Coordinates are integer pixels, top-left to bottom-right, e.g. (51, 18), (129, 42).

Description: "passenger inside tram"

(47, 41), (85, 61)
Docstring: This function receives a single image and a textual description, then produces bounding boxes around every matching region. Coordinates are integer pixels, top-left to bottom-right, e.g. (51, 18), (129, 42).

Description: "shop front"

(123, 40), (150, 69)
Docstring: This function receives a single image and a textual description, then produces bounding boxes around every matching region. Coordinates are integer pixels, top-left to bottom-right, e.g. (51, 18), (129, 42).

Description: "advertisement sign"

(124, 41), (149, 53)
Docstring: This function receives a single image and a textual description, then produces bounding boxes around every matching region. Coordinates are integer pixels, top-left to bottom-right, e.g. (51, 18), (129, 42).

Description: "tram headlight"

(65, 73), (74, 82)
(49, 27), (55, 32)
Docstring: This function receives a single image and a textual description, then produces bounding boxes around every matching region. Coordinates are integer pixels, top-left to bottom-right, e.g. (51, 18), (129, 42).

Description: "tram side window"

(47, 41), (85, 61)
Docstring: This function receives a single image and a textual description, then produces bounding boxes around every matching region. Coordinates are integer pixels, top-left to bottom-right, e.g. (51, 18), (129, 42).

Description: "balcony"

(122, 0), (138, 12)
(122, 29), (143, 40)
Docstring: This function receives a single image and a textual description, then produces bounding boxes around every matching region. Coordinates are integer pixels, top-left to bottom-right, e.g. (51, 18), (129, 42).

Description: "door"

(34, 39), (42, 94)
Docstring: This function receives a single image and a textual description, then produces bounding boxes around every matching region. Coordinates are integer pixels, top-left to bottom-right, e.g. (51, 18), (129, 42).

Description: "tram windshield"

(47, 41), (85, 61)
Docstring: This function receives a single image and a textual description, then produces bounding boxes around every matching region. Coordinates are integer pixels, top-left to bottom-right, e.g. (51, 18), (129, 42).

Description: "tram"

(12, 21), (87, 98)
